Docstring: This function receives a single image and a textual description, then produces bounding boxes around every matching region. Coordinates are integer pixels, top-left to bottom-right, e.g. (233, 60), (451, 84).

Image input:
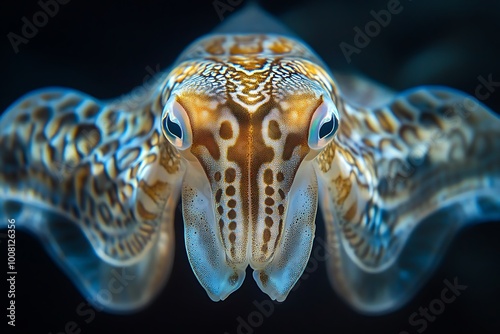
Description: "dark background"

(1, 0), (500, 333)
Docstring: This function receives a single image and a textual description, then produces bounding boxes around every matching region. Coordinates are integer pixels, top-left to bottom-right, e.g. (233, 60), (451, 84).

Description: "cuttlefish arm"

(316, 82), (500, 313)
(0, 85), (185, 312)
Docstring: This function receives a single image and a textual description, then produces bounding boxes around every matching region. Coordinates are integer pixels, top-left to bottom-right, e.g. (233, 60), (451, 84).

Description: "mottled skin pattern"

(1, 33), (499, 313)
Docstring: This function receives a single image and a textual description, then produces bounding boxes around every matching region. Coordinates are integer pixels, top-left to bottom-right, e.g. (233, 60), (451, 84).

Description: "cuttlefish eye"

(308, 98), (340, 150)
(161, 99), (192, 150)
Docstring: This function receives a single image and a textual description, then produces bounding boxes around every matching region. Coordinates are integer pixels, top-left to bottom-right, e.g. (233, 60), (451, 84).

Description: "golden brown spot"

(265, 216), (274, 227)
(129, 161), (140, 178)
(261, 244), (268, 253)
(317, 143), (336, 172)
(58, 97), (82, 112)
(344, 202), (358, 221)
(194, 129), (220, 160)
(141, 153), (156, 167)
(215, 189), (223, 203)
(217, 206), (224, 215)
(228, 199), (236, 208)
(268, 120), (282, 140)
(399, 125), (419, 144)
(219, 219), (224, 229)
(139, 180), (168, 205)
(376, 111), (396, 133)
(277, 172), (284, 182)
(214, 171), (221, 182)
(99, 140), (119, 158)
(228, 221), (237, 230)
(228, 273), (239, 286)
(265, 197), (275, 206)
(379, 138), (395, 150)
(228, 209), (237, 220)
(259, 272), (269, 287)
(278, 189), (286, 200)
(282, 133), (308, 161)
(278, 204), (284, 216)
(226, 186), (236, 196)
(33, 106), (51, 121)
(104, 111), (118, 127)
(392, 101), (414, 121)
(219, 121), (233, 139)
(265, 207), (273, 215)
(149, 131), (159, 146)
(420, 112), (443, 129)
(265, 186), (274, 196)
(47, 113), (77, 139)
(263, 229), (271, 243)
(160, 143), (181, 174)
(273, 219), (283, 250)
(46, 145), (56, 163)
(82, 103), (100, 118)
(334, 175), (352, 205)
(227, 56), (268, 71)
(364, 118), (378, 132)
(15, 113), (30, 123)
(40, 92), (61, 100)
(19, 99), (33, 109)
(106, 188), (118, 207)
(117, 147), (140, 171)
(229, 232), (236, 243)
(230, 35), (263, 54)
(340, 148), (355, 165)
(225, 168), (236, 183)
(263, 169), (273, 185)
(268, 37), (293, 54)
(362, 138), (376, 148)
(136, 201), (157, 220)
(205, 36), (226, 55)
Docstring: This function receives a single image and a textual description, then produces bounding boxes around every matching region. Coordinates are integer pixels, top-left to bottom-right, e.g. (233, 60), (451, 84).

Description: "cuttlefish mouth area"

(178, 91), (320, 270)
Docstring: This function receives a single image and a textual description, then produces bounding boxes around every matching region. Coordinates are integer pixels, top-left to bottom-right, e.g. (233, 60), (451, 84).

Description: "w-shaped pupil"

(319, 117), (335, 138)
(165, 116), (182, 138)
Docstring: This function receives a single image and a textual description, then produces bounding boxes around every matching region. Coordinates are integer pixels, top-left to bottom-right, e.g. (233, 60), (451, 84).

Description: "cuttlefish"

(1, 5), (499, 314)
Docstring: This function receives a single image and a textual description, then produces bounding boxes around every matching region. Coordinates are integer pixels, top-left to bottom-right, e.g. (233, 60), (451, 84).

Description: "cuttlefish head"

(160, 55), (340, 301)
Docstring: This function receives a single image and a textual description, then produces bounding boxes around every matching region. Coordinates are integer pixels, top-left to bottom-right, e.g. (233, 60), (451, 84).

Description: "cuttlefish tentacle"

(0, 86), (185, 312)
(316, 85), (500, 313)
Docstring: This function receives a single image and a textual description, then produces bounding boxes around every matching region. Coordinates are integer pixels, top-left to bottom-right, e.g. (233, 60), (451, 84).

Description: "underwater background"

(1, 0), (500, 333)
